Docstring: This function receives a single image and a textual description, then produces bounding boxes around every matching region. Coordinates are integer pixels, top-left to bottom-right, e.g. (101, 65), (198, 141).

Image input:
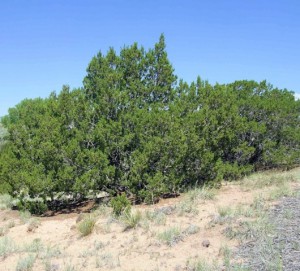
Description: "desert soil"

(0, 167), (300, 271)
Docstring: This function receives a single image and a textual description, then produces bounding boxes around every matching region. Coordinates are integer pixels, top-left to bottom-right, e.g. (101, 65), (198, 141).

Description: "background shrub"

(110, 194), (131, 216)
(17, 199), (47, 215)
(0, 36), (299, 205)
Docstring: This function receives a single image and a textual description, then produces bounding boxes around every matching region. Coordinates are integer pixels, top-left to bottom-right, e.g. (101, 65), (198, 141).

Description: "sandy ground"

(0, 168), (299, 271)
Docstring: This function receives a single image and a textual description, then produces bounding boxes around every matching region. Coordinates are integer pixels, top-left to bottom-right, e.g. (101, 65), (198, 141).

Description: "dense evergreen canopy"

(1, 35), (299, 204)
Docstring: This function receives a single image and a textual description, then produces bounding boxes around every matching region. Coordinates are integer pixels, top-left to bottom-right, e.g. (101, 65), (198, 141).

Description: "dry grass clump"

(39, 245), (62, 260)
(186, 258), (219, 271)
(0, 219), (15, 237)
(64, 263), (78, 271)
(145, 209), (167, 225)
(217, 206), (233, 217)
(95, 252), (120, 269)
(0, 236), (17, 257)
(209, 206), (234, 227)
(176, 186), (216, 217)
(0, 226), (8, 236)
(20, 210), (32, 224)
(176, 199), (199, 216)
(224, 215), (274, 242)
(16, 254), (36, 271)
(92, 204), (112, 217)
(77, 214), (97, 236)
(267, 183), (297, 200)
(183, 224), (200, 235)
(157, 226), (183, 246)
(241, 170), (298, 190)
(140, 208), (170, 232)
(78, 241), (108, 260)
(22, 238), (44, 253)
(156, 224), (199, 246)
(7, 220), (15, 228)
(234, 204), (255, 218)
(186, 186), (216, 202)
(120, 209), (142, 230)
(0, 194), (14, 210)
(27, 218), (41, 232)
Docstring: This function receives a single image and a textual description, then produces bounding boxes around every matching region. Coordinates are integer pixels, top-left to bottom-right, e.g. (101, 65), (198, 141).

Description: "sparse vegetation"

(23, 238), (44, 253)
(20, 210), (32, 224)
(93, 204), (112, 217)
(176, 199), (199, 216)
(267, 183), (296, 200)
(217, 206), (233, 217)
(120, 209), (142, 230)
(95, 252), (120, 269)
(0, 194), (13, 210)
(186, 258), (219, 271)
(232, 192), (300, 270)
(145, 209), (167, 225)
(209, 206), (234, 227)
(77, 214), (97, 236)
(186, 186), (216, 202)
(64, 264), (77, 271)
(7, 220), (15, 228)
(0, 226), (9, 236)
(40, 245), (62, 260)
(27, 218), (41, 232)
(157, 226), (183, 246)
(0, 236), (16, 257)
(0, 164), (299, 270)
(241, 171), (298, 190)
(44, 261), (59, 271)
(183, 224), (200, 235)
(175, 186), (216, 217)
(16, 254), (36, 271)
(219, 244), (232, 268)
(234, 204), (255, 218)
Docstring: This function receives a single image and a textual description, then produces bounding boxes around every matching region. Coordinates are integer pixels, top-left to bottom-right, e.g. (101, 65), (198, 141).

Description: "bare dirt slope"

(0, 167), (299, 271)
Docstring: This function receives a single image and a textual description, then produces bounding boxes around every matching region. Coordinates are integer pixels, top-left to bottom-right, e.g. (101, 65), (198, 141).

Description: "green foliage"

(0, 123), (7, 151)
(17, 198), (47, 215)
(0, 35), (299, 206)
(110, 194), (131, 216)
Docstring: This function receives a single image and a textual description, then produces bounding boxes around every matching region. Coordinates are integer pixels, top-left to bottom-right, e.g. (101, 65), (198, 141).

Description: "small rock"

(202, 239), (210, 247)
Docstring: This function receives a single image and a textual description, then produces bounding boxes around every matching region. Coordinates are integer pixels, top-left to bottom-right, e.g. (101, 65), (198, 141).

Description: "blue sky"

(1, 0), (300, 117)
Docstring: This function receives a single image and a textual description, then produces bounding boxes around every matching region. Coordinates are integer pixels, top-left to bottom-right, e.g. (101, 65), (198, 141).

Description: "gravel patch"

(234, 192), (300, 271)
